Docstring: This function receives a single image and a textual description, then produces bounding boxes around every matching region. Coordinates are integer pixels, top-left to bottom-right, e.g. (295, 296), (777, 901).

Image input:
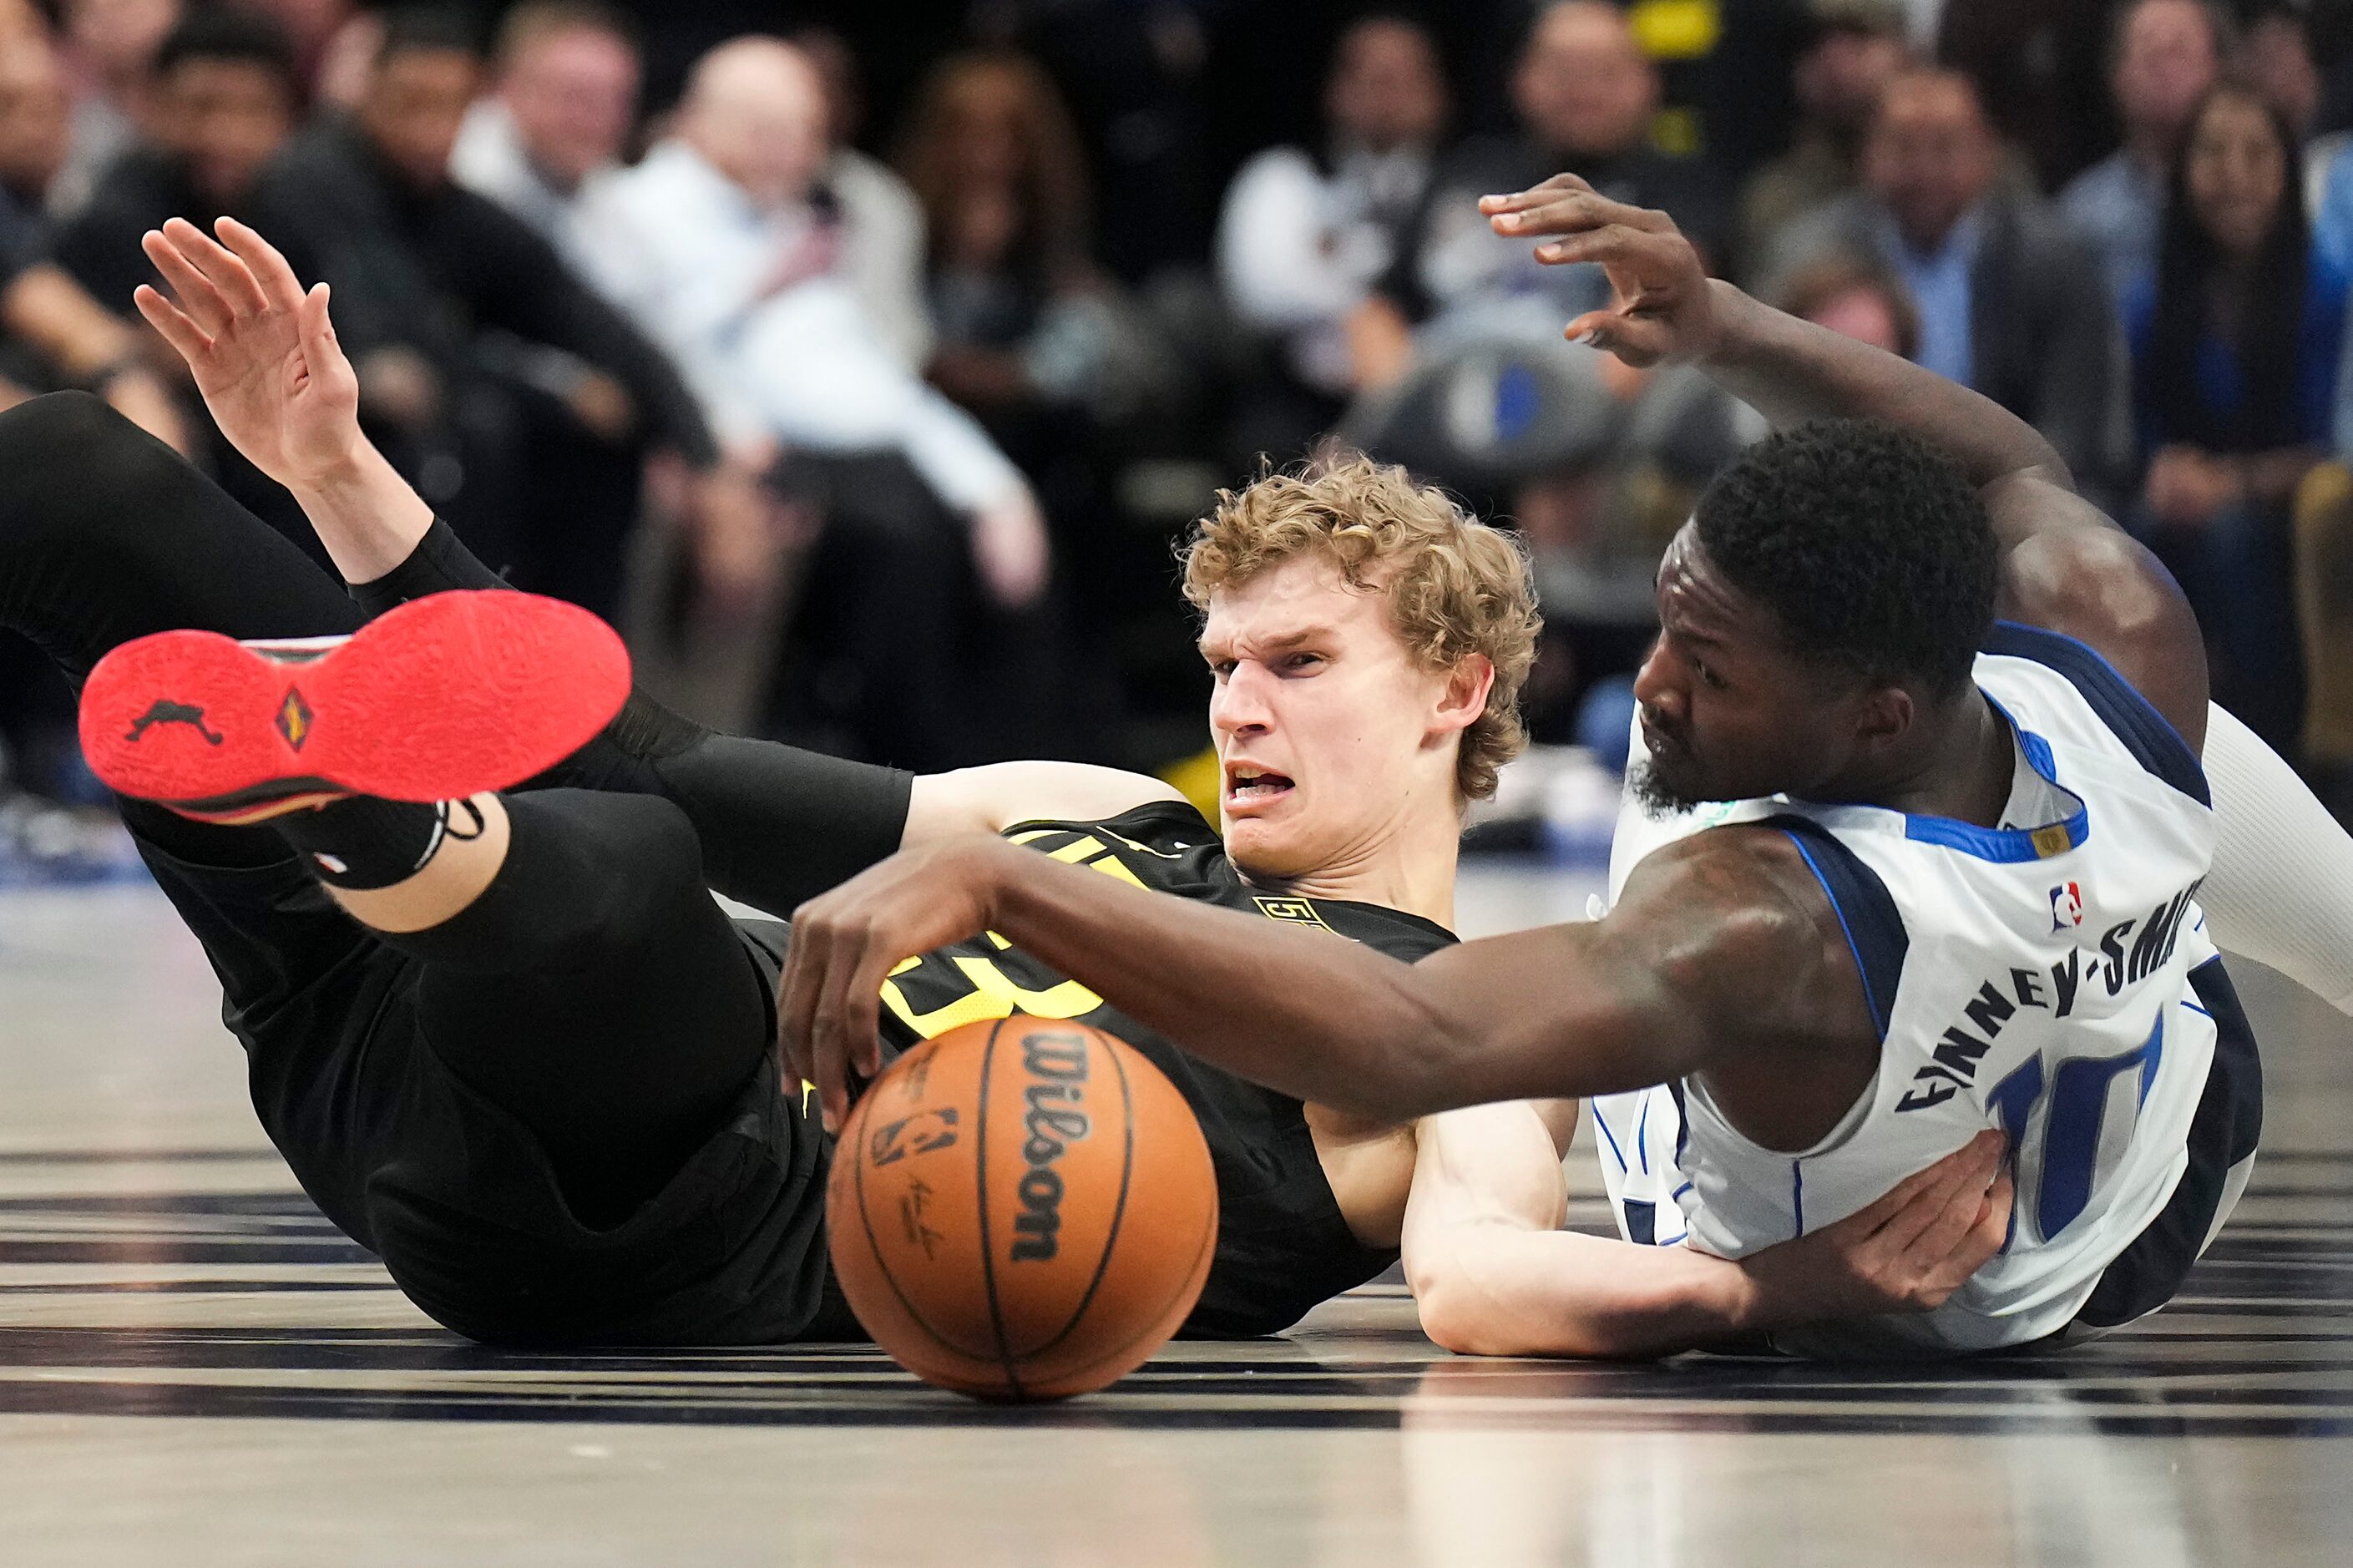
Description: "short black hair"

(154, 8), (301, 96)
(1693, 420), (1996, 697)
(376, 5), (483, 67)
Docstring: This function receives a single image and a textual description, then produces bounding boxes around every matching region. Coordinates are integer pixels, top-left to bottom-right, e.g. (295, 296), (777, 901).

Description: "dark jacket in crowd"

(1760, 188), (2129, 500)
(246, 118), (717, 467)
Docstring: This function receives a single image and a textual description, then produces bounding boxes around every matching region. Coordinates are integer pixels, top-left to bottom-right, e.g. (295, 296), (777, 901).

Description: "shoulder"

(1609, 825), (1836, 975)
(1991, 508), (2209, 750)
(1218, 146), (1319, 223)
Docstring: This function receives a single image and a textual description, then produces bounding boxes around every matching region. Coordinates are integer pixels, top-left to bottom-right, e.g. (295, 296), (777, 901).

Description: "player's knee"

(0, 390), (136, 469)
(0, 392), (171, 529)
(515, 792), (709, 960)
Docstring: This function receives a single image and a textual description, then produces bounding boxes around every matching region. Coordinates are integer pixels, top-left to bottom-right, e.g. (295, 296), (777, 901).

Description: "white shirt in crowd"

(1217, 143), (1429, 395)
(450, 100), (617, 277)
(565, 138), (1021, 513)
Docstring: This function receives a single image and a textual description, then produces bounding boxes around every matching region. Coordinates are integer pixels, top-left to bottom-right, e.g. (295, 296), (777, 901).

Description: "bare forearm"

(1700, 281), (2068, 496)
(988, 852), (1470, 1119)
(285, 438), (436, 584)
(1413, 1226), (1758, 1359)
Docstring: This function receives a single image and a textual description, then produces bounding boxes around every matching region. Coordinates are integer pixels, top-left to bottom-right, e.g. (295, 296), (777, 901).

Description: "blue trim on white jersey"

(1897, 705), (2090, 862)
(1982, 620), (2211, 807)
(1593, 1105), (1630, 1174)
(1771, 817), (1910, 1040)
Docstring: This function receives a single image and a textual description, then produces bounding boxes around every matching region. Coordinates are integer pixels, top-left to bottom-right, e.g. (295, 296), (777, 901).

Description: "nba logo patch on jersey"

(2049, 881), (2085, 930)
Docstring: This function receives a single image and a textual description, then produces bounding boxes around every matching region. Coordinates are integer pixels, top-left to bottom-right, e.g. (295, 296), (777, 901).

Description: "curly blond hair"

(1180, 455), (1541, 802)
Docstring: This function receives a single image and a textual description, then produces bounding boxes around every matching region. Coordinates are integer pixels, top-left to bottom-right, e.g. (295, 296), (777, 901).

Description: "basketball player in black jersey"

(0, 216), (2000, 1349)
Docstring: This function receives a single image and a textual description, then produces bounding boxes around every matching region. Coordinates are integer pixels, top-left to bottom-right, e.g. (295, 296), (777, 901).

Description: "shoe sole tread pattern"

(78, 591), (630, 812)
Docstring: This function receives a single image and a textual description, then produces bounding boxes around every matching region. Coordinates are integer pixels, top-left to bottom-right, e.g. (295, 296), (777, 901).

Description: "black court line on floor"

(0, 1376), (2345, 1438)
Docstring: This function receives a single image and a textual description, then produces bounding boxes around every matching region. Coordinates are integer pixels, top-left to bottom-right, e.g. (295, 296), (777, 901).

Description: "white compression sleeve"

(2200, 701), (2353, 1013)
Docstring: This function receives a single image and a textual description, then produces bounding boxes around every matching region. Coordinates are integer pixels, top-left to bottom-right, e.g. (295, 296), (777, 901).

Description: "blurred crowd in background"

(3, 0), (2353, 861)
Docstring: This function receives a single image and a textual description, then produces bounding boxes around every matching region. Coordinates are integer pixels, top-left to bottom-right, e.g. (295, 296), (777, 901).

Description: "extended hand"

(1741, 1130), (2013, 1323)
(777, 834), (1017, 1131)
(1479, 175), (1722, 367)
(134, 216), (362, 490)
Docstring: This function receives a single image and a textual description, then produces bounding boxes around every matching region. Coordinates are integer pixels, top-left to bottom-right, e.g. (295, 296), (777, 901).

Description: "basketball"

(825, 1015), (1219, 1401)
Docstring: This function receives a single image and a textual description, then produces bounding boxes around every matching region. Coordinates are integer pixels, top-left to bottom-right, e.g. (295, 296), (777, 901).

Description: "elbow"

(1413, 1272), (1660, 1362)
(1413, 1271), (1514, 1358)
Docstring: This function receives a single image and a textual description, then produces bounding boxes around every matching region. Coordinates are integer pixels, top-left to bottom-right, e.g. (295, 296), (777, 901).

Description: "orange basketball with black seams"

(825, 1015), (1218, 1401)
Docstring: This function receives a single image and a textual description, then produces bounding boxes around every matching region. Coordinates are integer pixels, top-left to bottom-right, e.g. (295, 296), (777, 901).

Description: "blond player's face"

(1199, 556), (1460, 879)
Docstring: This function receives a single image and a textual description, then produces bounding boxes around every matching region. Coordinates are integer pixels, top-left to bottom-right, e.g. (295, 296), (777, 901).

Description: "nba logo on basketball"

(2049, 881), (2085, 930)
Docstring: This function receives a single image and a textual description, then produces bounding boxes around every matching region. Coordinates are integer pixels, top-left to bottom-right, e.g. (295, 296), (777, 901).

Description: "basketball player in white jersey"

(783, 175), (2266, 1357)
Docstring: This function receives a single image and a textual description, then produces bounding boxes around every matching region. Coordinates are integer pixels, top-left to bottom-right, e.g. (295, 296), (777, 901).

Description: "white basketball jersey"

(1592, 623), (2225, 1355)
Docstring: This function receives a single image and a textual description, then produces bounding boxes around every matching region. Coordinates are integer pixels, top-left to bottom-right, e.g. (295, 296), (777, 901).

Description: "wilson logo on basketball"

(1010, 1031), (1090, 1262)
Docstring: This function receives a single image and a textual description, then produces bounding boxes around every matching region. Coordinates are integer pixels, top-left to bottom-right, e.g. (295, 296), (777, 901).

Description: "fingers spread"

(161, 216), (268, 318)
(142, 230), (233, 335)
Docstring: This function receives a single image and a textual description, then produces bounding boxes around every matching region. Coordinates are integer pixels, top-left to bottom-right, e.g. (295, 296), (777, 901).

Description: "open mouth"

(1224, 766), (1296, 807)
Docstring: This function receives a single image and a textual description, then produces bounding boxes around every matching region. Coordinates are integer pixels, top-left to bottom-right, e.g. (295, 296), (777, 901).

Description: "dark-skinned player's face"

(1631, 524), (1893, 812)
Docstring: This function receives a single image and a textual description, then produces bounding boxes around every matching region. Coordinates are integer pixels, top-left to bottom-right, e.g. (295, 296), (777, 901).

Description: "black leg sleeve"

(0, 393), (365, 677)
(391, 789), (777, 1225)
(0, 392), (366, 867)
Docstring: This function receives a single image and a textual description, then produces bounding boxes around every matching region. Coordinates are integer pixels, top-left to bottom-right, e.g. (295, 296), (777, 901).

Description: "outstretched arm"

(1404, 1110), (2011, 1358)
(1478, 177), (2209, 748)
(781, 822), (1845, 1130)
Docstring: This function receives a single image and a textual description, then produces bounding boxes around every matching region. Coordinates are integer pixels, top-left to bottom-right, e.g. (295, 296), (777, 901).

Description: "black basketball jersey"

(864, 799), (1456, 1336)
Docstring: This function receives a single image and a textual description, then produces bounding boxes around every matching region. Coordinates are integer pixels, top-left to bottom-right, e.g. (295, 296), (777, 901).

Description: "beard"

(1628, 757), (1705, 818)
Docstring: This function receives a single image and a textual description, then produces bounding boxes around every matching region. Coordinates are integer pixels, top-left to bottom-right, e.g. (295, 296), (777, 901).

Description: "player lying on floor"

(781, 178), (2351, 1358)
(0, 214), (2009, 1353)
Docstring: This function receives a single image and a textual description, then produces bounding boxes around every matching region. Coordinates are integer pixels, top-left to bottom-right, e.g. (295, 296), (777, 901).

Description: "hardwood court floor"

(1, 871), (2348, 1565)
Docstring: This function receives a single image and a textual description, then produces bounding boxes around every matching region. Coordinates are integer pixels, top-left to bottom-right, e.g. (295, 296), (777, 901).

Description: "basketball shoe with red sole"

(78, 589), (631, 823)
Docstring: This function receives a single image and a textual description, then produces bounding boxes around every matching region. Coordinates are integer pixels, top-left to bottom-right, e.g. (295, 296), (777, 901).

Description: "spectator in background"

(56, 8), (299, 315)
(1215, 13), (1448, 458)
(1937, 0), (2111, 191)
(0, 8), (183, 450)
(2059, 0), (2228, 309)
(246, 5), (738, 620)
(583, 38), (1043, 598)
(1758, 68), (2127, 498)
(787, 24), (930, 372)
(449, 0), (637, 276)
(50, 0), (180, 217)
(581, 36), (1057, 769)
(2127, 78), (2343, 749)
(1773, 250), (1920, 358)
(2244, 1), (2326, 146)
(0, 20), (72, 210)
(1737, 0), (1909, 274)
(897, 51), (1160, 461)
(226, 0), (352, 97)
(1366, 1), (1730, 385)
